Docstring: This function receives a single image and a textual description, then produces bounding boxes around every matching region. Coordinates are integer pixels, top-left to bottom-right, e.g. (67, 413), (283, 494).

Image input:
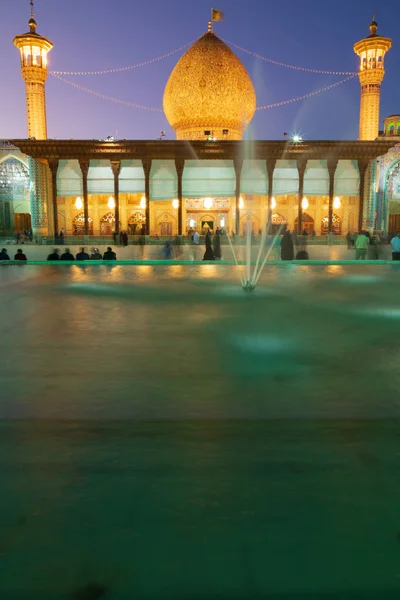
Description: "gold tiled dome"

(163, 31), (256, 140)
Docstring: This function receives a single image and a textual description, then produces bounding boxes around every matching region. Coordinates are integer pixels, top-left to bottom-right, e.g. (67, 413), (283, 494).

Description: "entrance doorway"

(321, 213), (342, 235)
(73, 212), (93, 235)
(160, 222), (172, 236)
(14, 213), (31, 232)
(100, 212), (115, 235)
(389, 214), (400, 236)
(295, 213), (314, 235)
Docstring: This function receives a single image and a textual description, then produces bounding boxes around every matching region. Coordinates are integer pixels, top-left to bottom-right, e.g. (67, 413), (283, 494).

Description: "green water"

(1, 264), (400, 599)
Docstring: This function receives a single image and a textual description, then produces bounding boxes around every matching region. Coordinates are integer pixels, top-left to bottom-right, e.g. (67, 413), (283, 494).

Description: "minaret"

(13, 0), (53, 139)
(13, 1), (53, 237)
(354, 18), (391, 141)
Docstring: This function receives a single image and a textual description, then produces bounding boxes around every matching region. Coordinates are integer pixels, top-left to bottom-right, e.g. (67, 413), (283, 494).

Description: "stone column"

(110, 160), (121, 235)
(175, 158), (185, 235)
(48, 159), (59, 238)
(358, 158), (369, 232)
(79, 160), (90, 236)
(266, 158), (276, 232)
(297, 158), (307, 234)
(327, 158), (338, 234)
(142, 159), (152, 235)
(234, 158), (243, 235)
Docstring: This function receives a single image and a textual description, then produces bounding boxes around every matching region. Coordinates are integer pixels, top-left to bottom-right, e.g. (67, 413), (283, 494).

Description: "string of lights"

(49, 73), (164, 112)
(51, 71), (357, 113)
(256, 75), (357, 110)
(223, 39), (357, 76)
(49, 41), (194, 76)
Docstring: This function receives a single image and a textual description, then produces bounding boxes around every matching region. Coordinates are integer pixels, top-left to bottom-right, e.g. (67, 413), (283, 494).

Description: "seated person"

(295, 250), (309, 260)
(60, 248), (75, 261)
(76, 247), (89, 261)
(0, 248), (10, 260)
(103, 246), (117, 260)
(14, 249), (27, 261)
(90, 248), (102, 260)
(47, 249), (60, 260)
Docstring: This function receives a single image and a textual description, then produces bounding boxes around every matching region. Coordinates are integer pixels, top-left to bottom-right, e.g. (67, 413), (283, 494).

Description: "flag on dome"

(212, 8), (224, 22)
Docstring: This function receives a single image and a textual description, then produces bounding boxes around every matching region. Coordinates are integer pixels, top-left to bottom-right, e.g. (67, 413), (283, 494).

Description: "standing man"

(355, 231), (370, 260)
(391, 231), (400, 261)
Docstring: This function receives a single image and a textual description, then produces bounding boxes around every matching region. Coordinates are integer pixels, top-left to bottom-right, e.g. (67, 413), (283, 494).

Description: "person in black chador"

(90, 248), (102, 260)
(280, 230), (294, 260)
(76, 247), (89, 261)
(213, 228), (222, 260)
(47, 249), (60, 260)
(60, 248), (75, 261)
(203, 230), (215, 261)
(0, 248), (10, 260)
(103, 246), (117, 260)
(122, 231), (128, 247)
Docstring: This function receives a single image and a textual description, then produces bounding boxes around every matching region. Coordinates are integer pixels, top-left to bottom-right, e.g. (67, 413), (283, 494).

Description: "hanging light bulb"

(301, 197), (309, 210)
(140, 196), (146, 209)
(271, 197), (276, 209)
(172, 199), (179, 209)
(204, 197), (213, 209)
(333, 196), (341, 209)
(108, 196), (115, 210)
(75, 196), (83, 210)
(239, 196), (244, 209)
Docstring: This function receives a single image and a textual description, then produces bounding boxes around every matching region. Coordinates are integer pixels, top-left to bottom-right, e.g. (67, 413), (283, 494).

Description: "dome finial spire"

(29, 0), (37, 33)
(369, 12), (378, 36)
(208, 20), (212, 32)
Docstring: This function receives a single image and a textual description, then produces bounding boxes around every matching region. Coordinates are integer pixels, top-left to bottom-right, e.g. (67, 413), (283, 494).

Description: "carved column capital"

(175, 158), (185, 178)
(266, 158), (276, 178)
(142, 158), (152, 177)
(233, 157), (243, 176)
(297, 157), (308, 177)
(327, 158), (338, 178)
(110, 160), (121, 178)
(48, 159), (59, 175)
(79, 160), (89, 177)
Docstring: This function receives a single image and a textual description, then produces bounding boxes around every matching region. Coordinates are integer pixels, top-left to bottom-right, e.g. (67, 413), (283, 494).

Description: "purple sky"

(2, 0), (399, 141)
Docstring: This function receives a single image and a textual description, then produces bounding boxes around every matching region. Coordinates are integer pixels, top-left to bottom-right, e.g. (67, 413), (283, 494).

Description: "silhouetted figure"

(113, 231), (117, 245)
(90, 248), (102, 260)
(0, 248), (10, 260)
(281, 230), (294, 260)
(103, 246), (116, 260)
(47, 249), (60, 260)
(346, 231), (352, 250)
(76, 247), (90, 261)
(174, 235), (183, 258)
(311, 229), (316, 239)
(14, 249), (27, 261)
(138, 227), (146, 258)
(122, 231), (128, 247)
(60, 248), (75, 261)
(296, 250), (309, 260)
(163, 241), (173, 259)
(59, 230), (64, 245)
(203, 230), (215, 261)
(213, 229), (221, 260)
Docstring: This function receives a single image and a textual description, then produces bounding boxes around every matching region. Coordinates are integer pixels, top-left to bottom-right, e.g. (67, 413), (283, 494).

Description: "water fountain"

(226, 214), (283, 292)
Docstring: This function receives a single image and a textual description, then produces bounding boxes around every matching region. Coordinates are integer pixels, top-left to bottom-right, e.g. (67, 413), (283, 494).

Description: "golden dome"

(163, 31), (256, 140)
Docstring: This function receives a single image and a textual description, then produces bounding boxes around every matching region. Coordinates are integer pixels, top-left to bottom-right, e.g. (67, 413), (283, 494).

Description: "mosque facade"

(2, 11), (400, 239)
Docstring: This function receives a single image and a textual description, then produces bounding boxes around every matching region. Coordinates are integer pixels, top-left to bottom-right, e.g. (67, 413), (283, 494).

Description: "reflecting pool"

(0, 264), (400, 599)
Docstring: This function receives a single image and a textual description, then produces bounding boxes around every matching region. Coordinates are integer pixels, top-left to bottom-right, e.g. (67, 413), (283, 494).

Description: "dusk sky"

(2, 0), (400, 141)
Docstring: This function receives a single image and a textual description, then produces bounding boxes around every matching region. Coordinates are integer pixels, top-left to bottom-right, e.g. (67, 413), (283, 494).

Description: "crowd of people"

(2, 230), (400, 262)
(47, 247), (117, 260)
